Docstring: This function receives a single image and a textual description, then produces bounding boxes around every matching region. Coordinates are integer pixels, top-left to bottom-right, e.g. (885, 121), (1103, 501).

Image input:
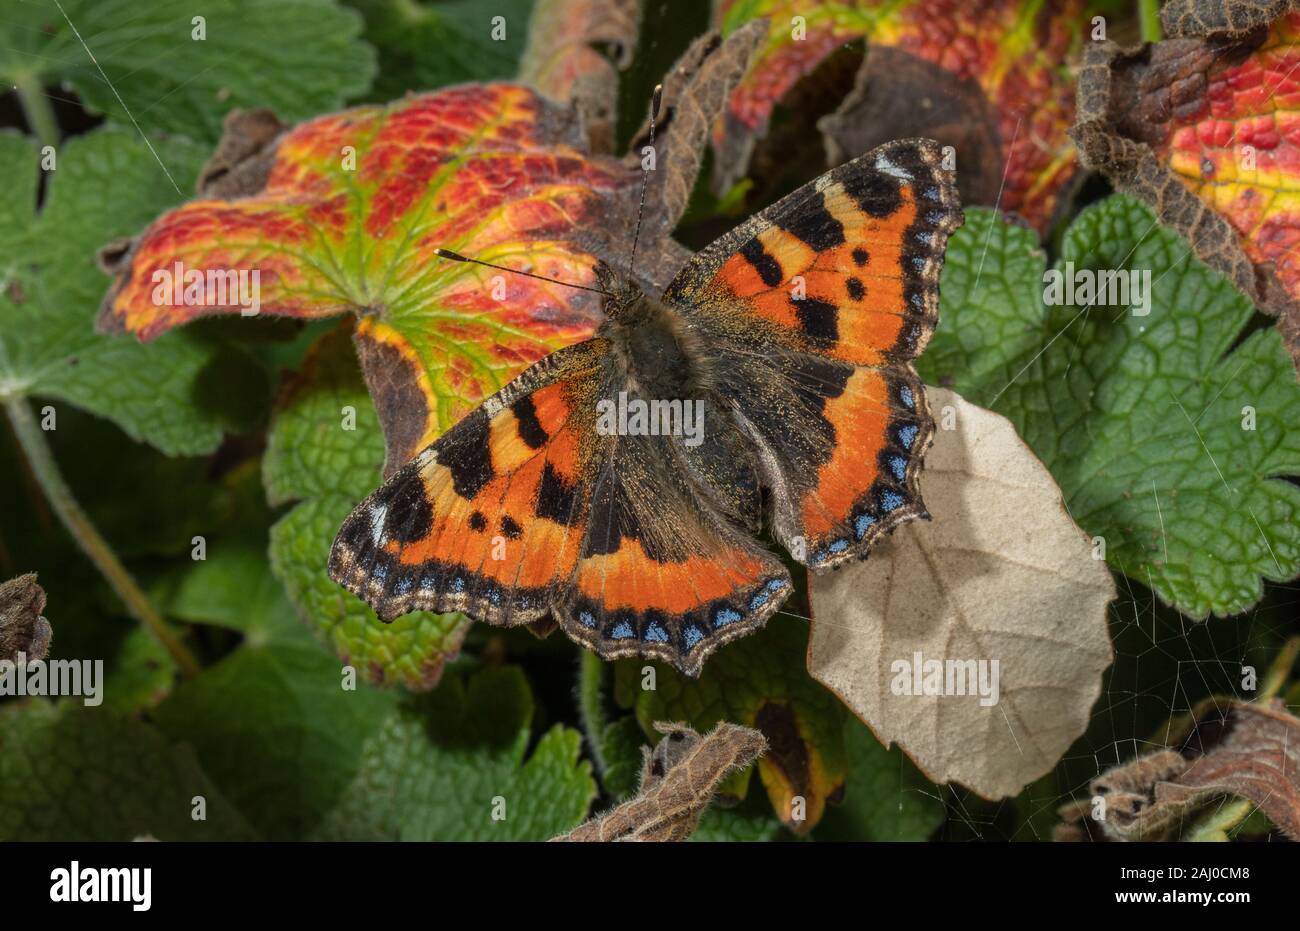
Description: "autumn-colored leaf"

(1072, 0), (1300, 375)
(715, 0), (1083, 234)
(99, 84), (636, 473)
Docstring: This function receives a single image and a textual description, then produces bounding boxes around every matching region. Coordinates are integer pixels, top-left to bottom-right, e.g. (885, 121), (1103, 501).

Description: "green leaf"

(312, 666), (596, 840)
(616, 614), (847, 833)
(155, 641), (393, 839)
(813, 719), (945, 842)
(0, 701), (257, 840)
(921, 198), (1300, 618)
(690, 794), (789, 842)
(347, 0), (533, 100)
(154, 546), (395, 839)
(166, 538), (311, 645)
(51, 410), (265, 560)
(264, 328), (468, 689)
(0, 0), (374, 142)
(0, 128), (248, 455)
(100, 628), (176, 714)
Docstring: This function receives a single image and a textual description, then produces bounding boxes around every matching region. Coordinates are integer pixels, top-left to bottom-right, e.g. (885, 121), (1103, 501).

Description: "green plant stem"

(1139, 0), (1163, 43)
(13, 73), (60, 150)
(3, 397), (201, 679)
(1259, 636), (1300, 700)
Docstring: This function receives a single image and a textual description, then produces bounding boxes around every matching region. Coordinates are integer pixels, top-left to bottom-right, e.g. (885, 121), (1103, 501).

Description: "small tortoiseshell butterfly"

(329, 133), (962, 676)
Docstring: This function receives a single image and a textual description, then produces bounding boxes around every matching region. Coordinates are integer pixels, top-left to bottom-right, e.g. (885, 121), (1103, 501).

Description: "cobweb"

(929, 572), (1300, 841)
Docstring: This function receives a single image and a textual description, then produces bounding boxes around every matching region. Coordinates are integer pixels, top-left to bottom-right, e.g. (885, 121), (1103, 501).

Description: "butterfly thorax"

(600, 275), (712, 403)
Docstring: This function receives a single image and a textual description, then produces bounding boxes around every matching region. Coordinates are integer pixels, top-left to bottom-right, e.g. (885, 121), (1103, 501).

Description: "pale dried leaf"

(808, 389), (1115, 799)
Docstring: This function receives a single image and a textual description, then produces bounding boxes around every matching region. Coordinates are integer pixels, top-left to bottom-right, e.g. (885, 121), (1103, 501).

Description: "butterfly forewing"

(663, 138), (963, 568)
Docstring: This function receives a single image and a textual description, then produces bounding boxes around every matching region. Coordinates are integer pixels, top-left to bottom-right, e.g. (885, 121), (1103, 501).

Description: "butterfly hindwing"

(664, 138), (962, 568)
(556, 427), (791, 677)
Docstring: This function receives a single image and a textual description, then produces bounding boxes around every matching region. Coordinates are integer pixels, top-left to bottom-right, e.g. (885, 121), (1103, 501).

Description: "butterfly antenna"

(627, 83), (663, 279)
(433, 249), (612, 297)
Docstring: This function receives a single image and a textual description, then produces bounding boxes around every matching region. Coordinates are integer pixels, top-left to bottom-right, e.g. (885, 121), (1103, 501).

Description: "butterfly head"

(593, 260), (647, 324)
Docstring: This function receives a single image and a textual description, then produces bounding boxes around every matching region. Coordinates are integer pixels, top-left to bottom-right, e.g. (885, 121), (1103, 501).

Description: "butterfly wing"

(330, 339), (610, 626)
(557, 425), (790, 677)
(329, 338), (790, 675)
(662, 138), (962, 569)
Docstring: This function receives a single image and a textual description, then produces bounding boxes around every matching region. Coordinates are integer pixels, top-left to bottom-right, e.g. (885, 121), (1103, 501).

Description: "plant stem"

(3, 397), (201, 679)
(13, 73), (60, 150)
(1259, 636), (1300, 700)
(1139, 0), (1163, 43)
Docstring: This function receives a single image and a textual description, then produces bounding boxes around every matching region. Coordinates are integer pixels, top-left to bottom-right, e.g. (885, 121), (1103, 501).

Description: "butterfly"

(329, 135), (962, 677)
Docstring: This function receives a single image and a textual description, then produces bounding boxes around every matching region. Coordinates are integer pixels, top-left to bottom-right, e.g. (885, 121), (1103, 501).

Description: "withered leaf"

(0, 574), (52, 664)
(552, 721), (767, 842)
(1056, 700), (1300, 841)
(1160, 0), (1293, 38)
(518, 0), (641, 154)
(624, 20), (767, 279)
(196, 108), (287, 200)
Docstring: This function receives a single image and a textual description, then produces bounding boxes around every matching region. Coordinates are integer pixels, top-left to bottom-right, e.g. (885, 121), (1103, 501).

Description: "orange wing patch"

(714, 182), (921, 366)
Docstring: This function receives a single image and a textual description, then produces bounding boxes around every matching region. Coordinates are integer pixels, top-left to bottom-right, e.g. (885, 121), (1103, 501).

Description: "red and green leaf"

(1072, 1), (1300, 375)
(101, 84), (638, 470)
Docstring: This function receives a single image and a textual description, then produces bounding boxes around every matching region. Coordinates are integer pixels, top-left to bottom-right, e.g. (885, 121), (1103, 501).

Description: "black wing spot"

(846, 277), (865, 301)
(777, 193), (845, 251)
(468, 511), (487, 532)
(500, 515), (523, 539)
(739, 237), (783, 287)
(793, 296), (839, 341)
(852, 247), (869, 266)
(437, 410), (495, 499)
(511, 395), (548, 449)
(843, 171), (902, 219)
(382, 476), (434, 544)
(536, 462), (581, 526)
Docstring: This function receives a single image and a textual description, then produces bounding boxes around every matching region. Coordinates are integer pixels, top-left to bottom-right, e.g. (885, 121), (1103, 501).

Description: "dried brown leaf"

(1160, 0), (1293, 37)
(625, 20), (767, 280)
(0, 574), (52, 663)
(552, 721), (767, 842)
(808, 389), (1115, 799)
(1056, 700), (1300, 841)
